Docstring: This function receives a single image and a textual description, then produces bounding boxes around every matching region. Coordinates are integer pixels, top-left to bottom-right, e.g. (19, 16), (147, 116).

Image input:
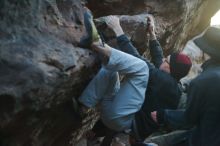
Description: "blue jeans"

(79, 48), (149, 131)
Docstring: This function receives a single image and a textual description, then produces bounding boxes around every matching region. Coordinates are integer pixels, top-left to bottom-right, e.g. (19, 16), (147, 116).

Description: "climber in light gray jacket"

(78, 9), (149, 132)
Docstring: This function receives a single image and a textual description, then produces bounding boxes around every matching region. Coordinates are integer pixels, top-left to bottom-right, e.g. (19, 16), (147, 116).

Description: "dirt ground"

(76, 130), (188, 146)
(76, 133), (130, 146)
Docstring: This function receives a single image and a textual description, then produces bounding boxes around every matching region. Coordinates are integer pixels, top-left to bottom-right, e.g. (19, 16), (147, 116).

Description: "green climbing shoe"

(79, 8), (100, 48)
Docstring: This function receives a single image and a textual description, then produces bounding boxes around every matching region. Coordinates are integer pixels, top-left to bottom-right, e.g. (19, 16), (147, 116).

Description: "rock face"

(0, 0), (219, 146)
(89, 0), (220, 55)
(0, 0), (99, 145)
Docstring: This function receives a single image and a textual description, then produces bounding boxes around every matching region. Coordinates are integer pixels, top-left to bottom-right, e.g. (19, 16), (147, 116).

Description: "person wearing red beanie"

(170, 52), (192, 81)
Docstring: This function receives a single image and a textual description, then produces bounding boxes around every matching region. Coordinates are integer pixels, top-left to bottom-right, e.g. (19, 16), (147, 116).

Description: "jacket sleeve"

(149, 40), (164, 68)
(117, 35), (154, 69)
(157, 80), (202, 130)
(157, 109), (186, 129)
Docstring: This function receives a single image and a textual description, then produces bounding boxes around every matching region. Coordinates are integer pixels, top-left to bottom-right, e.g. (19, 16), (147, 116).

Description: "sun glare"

(211, 10), (220, 26)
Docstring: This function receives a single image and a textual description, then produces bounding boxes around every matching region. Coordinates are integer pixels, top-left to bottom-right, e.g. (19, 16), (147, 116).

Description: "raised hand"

(104, 15), (124, 37)
(146, 16), (156, 40)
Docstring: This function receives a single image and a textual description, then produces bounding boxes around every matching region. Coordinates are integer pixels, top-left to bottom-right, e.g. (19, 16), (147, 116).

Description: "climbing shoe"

(79, 8), (100, 48)
(72, 97), (93, 121)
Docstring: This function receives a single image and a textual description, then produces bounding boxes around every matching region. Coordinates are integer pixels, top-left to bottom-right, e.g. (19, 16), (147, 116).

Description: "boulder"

(0, 0), (219, 145)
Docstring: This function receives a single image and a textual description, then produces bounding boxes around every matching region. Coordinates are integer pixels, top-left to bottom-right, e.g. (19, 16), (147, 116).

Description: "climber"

(93, 15), (192, 144)
(78, 7), (149, 136)
(77, 9), (192, 145)
(151, 26), (220, 146)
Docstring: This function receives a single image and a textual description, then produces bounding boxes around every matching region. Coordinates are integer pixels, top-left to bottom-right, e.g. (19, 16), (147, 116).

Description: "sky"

(211, 9), (220, 26)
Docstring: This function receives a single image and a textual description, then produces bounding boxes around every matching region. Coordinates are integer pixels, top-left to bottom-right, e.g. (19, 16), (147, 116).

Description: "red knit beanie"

(170, 53), (192, 81)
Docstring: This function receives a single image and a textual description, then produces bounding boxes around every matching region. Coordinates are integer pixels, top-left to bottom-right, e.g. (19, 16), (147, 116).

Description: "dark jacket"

(158, 60), (220, 146)
(117, 35), (181, 140)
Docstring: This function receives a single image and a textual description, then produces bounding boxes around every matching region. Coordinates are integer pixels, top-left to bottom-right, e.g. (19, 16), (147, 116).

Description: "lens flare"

(211, 10), (220, 26)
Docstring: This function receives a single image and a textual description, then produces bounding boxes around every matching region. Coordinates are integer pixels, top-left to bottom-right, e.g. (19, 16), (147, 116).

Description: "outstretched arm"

(151, 109), (187, 130)
(150, 81), (201, 130)
(147, 16), (164, 68)
(105, 16), (164, 69)
(105, 16), (143, 59)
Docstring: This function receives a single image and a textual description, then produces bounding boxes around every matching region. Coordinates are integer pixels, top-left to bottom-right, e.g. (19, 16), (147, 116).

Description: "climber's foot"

(78, 8), (100, 48)
(72, 98), (91, 120)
